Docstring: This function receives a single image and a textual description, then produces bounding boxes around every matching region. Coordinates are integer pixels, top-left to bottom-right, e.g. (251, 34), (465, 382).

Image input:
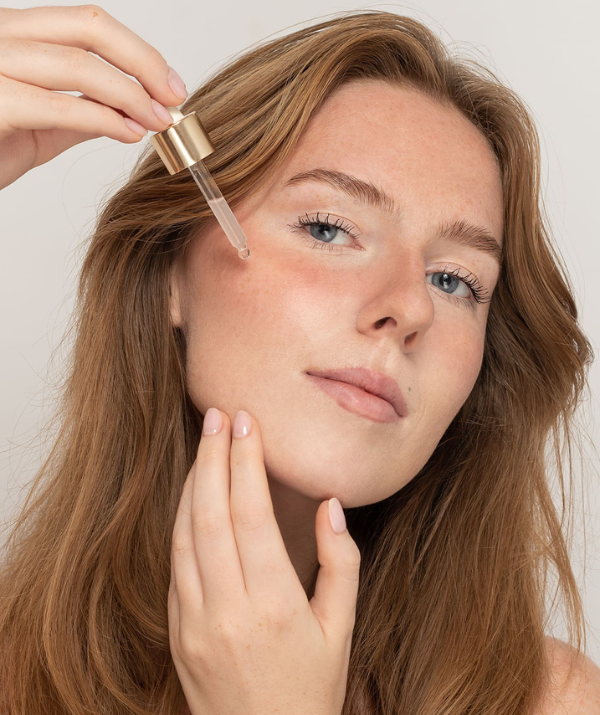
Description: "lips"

(305, 367), (407, 418)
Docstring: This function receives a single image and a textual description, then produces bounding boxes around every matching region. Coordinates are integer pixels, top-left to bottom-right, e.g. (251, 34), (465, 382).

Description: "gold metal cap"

(150, 107), (215, 174)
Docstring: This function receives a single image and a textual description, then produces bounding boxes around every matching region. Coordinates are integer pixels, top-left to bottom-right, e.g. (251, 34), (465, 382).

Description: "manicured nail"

(233, 410), (252, 439)
(152, 99), (173, 125)
(202, 407), (222, 436)
(124, 117), (147, 136)
(167, 66), (187, 101)
(329, 497), (346, 534)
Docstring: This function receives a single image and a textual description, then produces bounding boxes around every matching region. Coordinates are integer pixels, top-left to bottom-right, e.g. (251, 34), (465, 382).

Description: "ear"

(168, 257), (185, 329)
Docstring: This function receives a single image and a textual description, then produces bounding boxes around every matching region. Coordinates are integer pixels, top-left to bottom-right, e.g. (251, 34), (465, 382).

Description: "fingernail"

(233, 410), (252, 439)
(124, 117), (147, 136)
(202, 407), (222, 436)
(329, 497), (346, 534)
(168, 66), (187, 101)
(152, 99), (173, 125)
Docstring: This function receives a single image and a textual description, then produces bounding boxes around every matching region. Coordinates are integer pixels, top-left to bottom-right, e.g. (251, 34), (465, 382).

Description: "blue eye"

(427, 268), (490, 306)
(289, 212), (361, 249)
(430, 271), (469, 298)
(309, 222), (339, 243)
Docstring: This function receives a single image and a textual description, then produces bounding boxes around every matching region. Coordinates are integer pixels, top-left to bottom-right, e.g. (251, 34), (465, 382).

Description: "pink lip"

(305, 367), (406, 423)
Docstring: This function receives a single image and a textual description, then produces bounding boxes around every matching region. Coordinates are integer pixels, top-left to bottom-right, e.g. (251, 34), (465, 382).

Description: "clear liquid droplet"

(238, 247), (250, 259)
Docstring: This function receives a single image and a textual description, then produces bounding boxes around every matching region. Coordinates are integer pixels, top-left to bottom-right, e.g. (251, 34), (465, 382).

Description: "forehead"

(296, 80), (498, 170)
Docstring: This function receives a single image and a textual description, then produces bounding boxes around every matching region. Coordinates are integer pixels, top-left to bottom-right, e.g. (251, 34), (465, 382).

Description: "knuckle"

(133, 82), (153, 109)
(341, 562), (361, 581)
(337, 541), (362, 578)
(260, 599), (292, 627)
(59, 45), (86, 77)
(170, 533), (189, 555)
(230, 503), (271, 531)
(340, 551), (362, 581)
(216, 617), (243, 645)
(48, 90), (72, 116)
(196, 446), (221, 466)
(178, 631), (206, 661)
(191, 513), (227, 538)
(141, 43), (167, 73)
(345, 546), (362, 572)
(78, 4), (108, 23)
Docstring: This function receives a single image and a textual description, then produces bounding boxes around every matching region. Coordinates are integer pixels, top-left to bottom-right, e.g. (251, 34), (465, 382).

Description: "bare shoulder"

(536, 636), (600, 714)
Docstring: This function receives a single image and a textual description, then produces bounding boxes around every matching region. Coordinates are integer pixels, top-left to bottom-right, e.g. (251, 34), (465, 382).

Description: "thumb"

(309, 498), (361, 639)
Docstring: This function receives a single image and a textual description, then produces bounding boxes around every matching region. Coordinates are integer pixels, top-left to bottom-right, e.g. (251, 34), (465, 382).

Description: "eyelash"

(288, 213), (491, 307)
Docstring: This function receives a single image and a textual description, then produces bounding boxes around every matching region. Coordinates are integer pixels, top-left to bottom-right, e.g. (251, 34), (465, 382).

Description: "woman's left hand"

(168, 407), (361, 715)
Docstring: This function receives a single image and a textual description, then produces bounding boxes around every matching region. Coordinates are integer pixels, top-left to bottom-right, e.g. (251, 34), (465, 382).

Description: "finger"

(0, 38), (172, 132)
(170, 461), (206, 608)
(0, 5), (187, 106)
(229, 411), (299, 601)
(310, 498), (361, 642)
(190, 409), (247, 608)
(0, 75), (147, 143)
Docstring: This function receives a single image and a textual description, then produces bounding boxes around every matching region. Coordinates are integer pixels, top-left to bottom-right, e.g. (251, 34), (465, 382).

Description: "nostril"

(375, 317), (391, 329)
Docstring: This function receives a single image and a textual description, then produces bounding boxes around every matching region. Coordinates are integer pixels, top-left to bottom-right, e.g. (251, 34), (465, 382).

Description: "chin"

(262, 441), (410, 509)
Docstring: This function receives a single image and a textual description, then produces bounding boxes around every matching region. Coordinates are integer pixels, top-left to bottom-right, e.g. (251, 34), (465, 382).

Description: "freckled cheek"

(231, 215), (355, 327)
(226, 253), (348, 338)
(433, 320), (486, 405)
(184, 254), (346, 414)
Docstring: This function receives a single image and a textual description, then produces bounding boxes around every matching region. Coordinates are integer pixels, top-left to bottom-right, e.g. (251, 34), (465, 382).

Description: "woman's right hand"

(0, 4), (188, 191)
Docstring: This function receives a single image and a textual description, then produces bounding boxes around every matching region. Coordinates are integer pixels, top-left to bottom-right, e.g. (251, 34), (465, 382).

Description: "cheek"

(421, 313), (486, 431)
(179, 224), (346, 415)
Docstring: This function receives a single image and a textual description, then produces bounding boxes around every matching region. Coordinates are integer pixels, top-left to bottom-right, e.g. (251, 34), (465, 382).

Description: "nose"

(355, 257), (435, 352)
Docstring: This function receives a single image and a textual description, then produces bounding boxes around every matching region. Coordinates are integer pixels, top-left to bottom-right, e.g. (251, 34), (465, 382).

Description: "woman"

(0, 5), (598, 715)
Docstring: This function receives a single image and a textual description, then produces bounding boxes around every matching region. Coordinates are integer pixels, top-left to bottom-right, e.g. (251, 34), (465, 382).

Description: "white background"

(1, 0), (599, 662)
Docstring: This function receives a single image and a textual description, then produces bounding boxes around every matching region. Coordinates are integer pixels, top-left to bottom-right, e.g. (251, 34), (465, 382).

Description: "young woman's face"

(169, 80), (503, 509)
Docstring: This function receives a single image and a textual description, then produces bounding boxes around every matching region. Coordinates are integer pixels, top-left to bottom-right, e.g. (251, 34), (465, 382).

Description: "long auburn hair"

(0, 9), (594, 715)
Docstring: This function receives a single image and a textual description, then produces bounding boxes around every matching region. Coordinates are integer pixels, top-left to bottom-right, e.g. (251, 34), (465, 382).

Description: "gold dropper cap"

(150, 107), (215, 175)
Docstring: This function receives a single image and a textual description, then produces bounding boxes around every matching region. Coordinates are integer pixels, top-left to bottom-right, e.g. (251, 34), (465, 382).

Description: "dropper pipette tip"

(187, 162), (251, 261)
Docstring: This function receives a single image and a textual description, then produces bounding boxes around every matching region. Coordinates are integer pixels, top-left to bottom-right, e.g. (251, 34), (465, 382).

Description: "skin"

(168, 79), (504, 597)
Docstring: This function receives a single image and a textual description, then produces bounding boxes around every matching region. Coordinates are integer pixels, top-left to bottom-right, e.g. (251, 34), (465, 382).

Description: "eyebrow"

(282, 168), (503, 266)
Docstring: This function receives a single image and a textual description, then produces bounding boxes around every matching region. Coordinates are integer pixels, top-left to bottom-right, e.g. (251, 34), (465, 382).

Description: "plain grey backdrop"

(1, 0), (599, 662)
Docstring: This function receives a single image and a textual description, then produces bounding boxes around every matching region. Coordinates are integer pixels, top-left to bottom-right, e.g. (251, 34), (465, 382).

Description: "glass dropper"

(149, 106), (250, 260)
(187, 160), (250, 259)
